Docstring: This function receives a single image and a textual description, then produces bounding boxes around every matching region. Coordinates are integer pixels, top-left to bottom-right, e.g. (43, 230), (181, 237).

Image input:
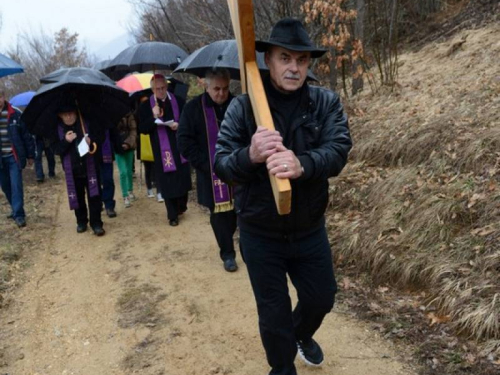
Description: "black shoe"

(15, 218), (26, 228)
(106, 208), (117, 218)
(77, 223), (88, 233)
(297, 338), (324, 367)
(36, 177), (44, 183)
(92, 226), (105, 236)
(223, 258), (238, 272)
(7, 213), (14, 220)
(49, 173), (56, 178)
(169, 219), (179, 227)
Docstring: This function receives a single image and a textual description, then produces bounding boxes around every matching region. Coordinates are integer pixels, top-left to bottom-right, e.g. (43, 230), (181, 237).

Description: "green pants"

(115, 150), (135, 198)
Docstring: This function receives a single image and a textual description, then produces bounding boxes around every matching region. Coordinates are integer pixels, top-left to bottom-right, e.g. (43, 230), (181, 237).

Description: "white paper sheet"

(78, 137), (89, 157)
(154, 118), (174, 127)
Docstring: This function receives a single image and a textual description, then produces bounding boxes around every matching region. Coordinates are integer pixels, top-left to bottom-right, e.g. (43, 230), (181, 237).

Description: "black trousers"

(74, 175), (103, 229)
(164, 194), (188, 221)
(209, 209), (237, 261)
(240, 227), (337, 375)
(144, 161), (155, 190)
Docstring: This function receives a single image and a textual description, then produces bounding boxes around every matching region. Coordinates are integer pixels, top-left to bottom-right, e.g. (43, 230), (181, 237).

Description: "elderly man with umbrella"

(22, 67), (130, 235)
(177, 68), (238, 272)
(138, 74), (191, 226)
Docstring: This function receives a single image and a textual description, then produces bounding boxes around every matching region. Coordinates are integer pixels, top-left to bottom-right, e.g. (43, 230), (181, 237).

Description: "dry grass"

(328, 23), (500, 345)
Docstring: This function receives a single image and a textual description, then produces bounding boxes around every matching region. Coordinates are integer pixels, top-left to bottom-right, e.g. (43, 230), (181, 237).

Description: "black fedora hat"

(255, 18), (327, 58)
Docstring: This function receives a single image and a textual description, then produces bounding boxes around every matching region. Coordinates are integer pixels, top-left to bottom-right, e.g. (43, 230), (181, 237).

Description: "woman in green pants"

(115, 112), (137, 208)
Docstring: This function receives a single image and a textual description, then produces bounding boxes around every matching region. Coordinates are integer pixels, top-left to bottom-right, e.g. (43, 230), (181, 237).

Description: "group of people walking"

(1, 18), (352, 375)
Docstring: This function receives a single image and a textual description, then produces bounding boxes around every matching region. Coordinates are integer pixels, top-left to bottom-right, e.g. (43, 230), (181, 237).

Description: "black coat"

(214, 79), (352, 238)
(52, 118), (104, 178)
(138, 94), (191, 199)
(177, 92), (233, 210)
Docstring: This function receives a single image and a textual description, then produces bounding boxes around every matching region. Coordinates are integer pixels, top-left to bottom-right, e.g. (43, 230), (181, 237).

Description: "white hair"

(205, 69), (230, 86)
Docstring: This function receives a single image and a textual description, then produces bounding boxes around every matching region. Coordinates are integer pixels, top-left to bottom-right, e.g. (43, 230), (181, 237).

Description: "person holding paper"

(178, 68), (238, 272)
(138, 74), (191, 226)
(52, 102), (105, 236)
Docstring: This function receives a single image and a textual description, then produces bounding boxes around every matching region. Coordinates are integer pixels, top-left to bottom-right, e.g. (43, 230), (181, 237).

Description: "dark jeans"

(144, 161), (155, 190)
(240, 227), (337, 375)
(74, 175), (103, 229)
(164, 194), (188, 221)
(100, 161), (115, 210)
(0, 155), (25, 219)
(34, 139), (55, 180)
(209, 209), (237, 261)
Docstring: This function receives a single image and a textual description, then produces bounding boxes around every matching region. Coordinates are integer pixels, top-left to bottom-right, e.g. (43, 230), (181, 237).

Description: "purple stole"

(58, 123), (99, 210)
(102, 130), (112, 163)
(150, 93), (187, 173)
(202, 94), (233, 213)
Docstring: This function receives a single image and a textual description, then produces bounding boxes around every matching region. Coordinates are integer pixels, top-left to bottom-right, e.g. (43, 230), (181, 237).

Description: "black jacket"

(177, 92), (233, 209)
(214, 81), (352, 238)
(53, 118), (104, 177)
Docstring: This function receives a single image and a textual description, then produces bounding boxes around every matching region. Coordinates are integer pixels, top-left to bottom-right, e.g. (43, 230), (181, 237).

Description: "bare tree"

(1, 28), (93, 96)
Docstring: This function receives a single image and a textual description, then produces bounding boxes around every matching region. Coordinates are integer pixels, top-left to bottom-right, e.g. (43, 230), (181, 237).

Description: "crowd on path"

(0, 18), (352, 375)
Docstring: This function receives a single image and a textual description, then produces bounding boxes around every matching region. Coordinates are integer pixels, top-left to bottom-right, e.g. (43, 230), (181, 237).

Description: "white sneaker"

(157, 193), (164, 203)
(147, 189), (154, 198)
(124, 197), (131, 208)
(128, 191), (136, 201)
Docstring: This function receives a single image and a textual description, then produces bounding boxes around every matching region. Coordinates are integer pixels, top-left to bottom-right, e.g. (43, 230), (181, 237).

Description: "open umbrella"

(118, 73), (190, 101)
(116, 72), (153, 93)
(0, 53), (24, 78)
(103, 42), (188, 78)
(173, 39), (317, 81)
(92, 59), (112, 71)
(10, 91), (36, 109)
(22, 67), (130, 140)
(40, 67), (116, 85)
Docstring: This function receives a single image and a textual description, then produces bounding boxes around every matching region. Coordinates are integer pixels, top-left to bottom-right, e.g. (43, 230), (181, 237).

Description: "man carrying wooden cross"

(215, 18), (352, 375)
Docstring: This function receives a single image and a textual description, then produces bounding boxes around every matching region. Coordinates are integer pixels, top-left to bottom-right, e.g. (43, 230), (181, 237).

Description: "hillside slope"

(327, 22), (499, 374)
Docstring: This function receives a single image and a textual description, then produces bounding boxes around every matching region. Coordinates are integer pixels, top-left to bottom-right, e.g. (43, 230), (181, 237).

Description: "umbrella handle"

(75, 101), (97, 155)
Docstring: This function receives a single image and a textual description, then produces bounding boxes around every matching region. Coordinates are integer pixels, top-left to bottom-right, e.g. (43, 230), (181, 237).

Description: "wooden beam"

(228, 0), (291, 215)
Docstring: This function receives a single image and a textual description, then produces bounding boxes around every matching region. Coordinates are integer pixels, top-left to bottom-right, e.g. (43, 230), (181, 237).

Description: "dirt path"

(1, 172), (416, 375)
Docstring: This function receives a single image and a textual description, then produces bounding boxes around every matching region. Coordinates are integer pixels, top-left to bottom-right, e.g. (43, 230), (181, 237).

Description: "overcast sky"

(0, 0), (135, 59)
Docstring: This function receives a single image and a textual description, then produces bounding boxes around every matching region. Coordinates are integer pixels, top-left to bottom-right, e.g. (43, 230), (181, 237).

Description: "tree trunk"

(352, 0), (365, 95)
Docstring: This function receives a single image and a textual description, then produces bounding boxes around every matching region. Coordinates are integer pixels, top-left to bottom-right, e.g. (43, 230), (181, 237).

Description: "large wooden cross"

(227, 0), (292, 215)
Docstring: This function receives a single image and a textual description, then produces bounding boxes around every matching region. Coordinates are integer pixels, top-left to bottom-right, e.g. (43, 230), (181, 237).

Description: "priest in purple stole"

(177, 69), (238, 273)
(138, 74), (191, 226)
(52, 102), (105, 236)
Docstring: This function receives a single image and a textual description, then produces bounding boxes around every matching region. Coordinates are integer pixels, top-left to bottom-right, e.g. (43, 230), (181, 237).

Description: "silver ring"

(283, 164), (288, 172)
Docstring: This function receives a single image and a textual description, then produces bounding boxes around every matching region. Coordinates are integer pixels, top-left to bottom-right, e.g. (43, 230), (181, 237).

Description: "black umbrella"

(92, 59), (112, 71)
(173, 39), (317, 81)
(40, 67), (115, 85)
(0, 52), (23, 78)
(22, 67), (130, 140)
(102, 42), (188, 78)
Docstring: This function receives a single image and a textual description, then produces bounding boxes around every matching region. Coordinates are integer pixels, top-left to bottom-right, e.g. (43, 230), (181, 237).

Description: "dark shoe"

(223, 258), (238, 272)
(36, 178), (44, 183)
(15, 218), (26, 228)
(49, 173), (56, 178)
(297, 338), (324, 367)
(7, 213), (14, 220)
(106, 208), (117, 218)
(169, 219), (179, 227)
(77, 223), (88, 233)
(92, 226), (105, 236)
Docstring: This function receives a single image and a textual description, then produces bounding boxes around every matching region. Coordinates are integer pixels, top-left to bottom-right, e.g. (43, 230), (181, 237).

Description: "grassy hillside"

(327, 22), (499, 372)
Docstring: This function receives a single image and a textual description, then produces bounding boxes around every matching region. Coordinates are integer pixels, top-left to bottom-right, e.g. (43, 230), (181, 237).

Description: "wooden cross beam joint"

(228, 0), (292, 215)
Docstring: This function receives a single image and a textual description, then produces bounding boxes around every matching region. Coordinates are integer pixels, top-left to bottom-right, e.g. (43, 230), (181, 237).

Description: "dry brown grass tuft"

(328, 23), (500, 343)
